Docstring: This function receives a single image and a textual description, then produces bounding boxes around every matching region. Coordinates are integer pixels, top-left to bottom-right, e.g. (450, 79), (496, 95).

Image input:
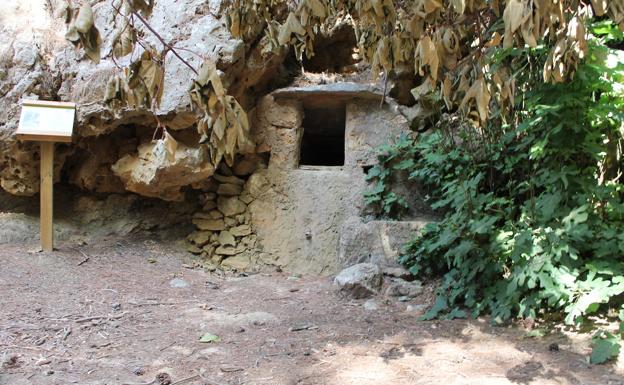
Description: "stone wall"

(185, 160), (269, 271)
(237, 84), (417, 275)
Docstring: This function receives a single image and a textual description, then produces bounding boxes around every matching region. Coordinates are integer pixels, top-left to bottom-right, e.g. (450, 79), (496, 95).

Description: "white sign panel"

(16, 100), (76, 143)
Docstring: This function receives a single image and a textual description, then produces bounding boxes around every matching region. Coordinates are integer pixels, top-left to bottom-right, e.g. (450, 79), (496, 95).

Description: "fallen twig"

(289, 324), (318, 332)
(129, 300), (198, 307)
(93, 342), (112, 349)
(198, 371), (228, 385)
(4, 345), (51, 352)
(171, 374), (200, 385)
(159, 341), (176, 352)
(75, 312), (125, 323)
(61, 326), (71, 341)
(75, 248), (91, 266)
(121, 381), (156, 385)
(220, 365), (244, 373)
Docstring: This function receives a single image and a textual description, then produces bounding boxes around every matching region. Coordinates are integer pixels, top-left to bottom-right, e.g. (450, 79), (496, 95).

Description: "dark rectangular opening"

(299, 104), (345, 167)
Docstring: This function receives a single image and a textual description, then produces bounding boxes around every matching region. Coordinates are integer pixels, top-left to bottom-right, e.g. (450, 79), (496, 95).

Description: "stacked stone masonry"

(186, 158), (269, 271)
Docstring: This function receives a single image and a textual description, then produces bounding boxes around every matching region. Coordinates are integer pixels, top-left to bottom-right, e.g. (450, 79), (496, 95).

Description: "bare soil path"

(1, 237), (622, 385)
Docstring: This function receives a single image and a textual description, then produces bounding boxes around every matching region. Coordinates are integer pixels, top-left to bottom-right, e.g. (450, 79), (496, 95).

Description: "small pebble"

(406, 304), (427, 313)
(363, 299), (378, 311)
(169, 278), (190, 288)
(35, 358), (51, 366)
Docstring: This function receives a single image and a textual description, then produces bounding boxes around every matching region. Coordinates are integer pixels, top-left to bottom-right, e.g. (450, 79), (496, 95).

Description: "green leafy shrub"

(366, 21), (624, 360)
(364, 133), (415, 218)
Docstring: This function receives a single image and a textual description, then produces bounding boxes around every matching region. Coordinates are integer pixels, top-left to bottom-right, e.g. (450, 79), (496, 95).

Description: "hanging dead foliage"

(225, 0), (336, 60)
(64, 0), (254, 186)
(64, 2), (102, 63)
(104, 48), (164, 109)
(110, 0), (155, 59)
(227, 0), (623, 129)
(226, 0), (276, 42)
(68, 0), (624, 181)
(112, 18), (136, 59)
(126, 0), (154, 16)
(190, 61), (255, 167)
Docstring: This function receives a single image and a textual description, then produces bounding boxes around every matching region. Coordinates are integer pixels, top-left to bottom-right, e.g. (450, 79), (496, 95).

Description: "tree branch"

(110, 3), (199, 75)
(129, 10), (198, 75)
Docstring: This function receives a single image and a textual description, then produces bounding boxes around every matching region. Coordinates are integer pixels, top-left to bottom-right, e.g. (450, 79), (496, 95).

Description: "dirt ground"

(1, 236), (623, 385)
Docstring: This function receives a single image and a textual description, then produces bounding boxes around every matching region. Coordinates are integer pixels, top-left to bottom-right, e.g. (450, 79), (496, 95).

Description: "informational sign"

(16, 99), (76, 252)
(16, 100), (76, 143)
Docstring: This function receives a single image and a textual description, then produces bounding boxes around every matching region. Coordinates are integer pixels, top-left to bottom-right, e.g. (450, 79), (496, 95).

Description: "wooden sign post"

(15, 100), (76, 252)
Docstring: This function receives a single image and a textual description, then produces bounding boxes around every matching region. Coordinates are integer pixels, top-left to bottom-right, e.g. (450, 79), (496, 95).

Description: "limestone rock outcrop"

(0, 0), (285, 199)
(112, 139), (215, 201)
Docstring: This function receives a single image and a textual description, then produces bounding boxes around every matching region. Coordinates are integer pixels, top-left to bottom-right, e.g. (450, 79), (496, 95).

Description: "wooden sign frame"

(15, 100), (76, 252)
(16, 100), (75, 143)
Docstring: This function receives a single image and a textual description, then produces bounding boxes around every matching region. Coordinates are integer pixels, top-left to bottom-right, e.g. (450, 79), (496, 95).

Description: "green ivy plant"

(366, 20), (624, 363)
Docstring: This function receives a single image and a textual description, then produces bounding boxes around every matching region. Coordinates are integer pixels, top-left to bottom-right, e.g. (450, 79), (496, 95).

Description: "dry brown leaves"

(230, 0), (623, 128)
(70, 0), (624, 170)
(111, 0), (154, 59)
(64, 3), (102, 63)
(104, 49), (164, 109)
(190, 61), (255, 167)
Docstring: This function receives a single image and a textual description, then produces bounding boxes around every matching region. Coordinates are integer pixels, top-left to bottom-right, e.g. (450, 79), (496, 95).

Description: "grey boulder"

(385, 278), (423, 298)
(334, 263), (383, 299)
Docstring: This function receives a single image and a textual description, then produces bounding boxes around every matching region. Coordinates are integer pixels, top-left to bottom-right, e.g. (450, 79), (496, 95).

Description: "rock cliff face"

(0, 0), (286, 200)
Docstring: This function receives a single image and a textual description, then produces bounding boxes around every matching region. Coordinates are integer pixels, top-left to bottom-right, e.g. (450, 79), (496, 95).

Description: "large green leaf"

(590, 332), (620, 364)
